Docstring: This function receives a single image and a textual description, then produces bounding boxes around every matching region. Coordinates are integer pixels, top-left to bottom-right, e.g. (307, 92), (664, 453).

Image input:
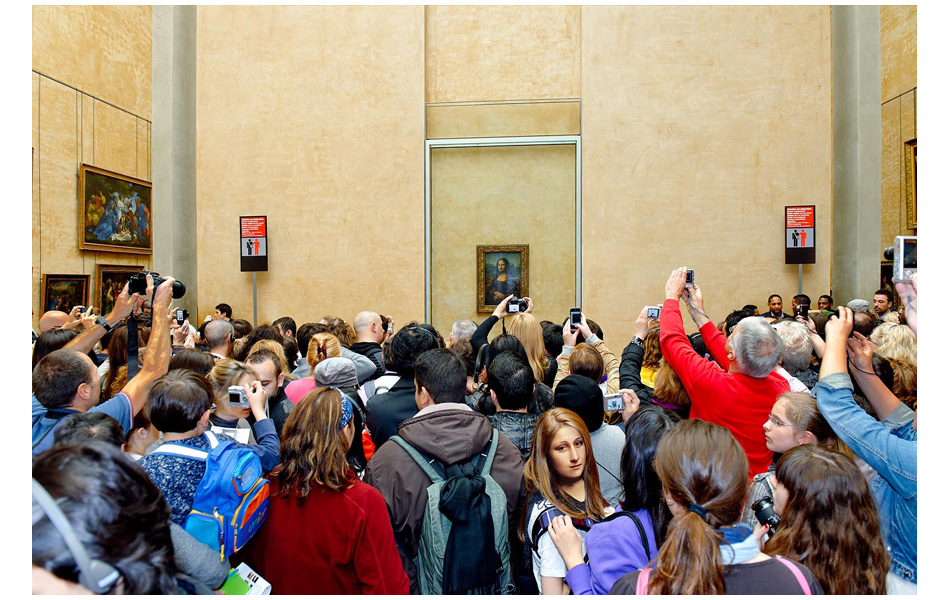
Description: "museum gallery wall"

(33, 6), (914, 339)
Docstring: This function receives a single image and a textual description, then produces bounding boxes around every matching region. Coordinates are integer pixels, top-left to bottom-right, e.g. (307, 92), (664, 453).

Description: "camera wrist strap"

(127, 315), (139, 380)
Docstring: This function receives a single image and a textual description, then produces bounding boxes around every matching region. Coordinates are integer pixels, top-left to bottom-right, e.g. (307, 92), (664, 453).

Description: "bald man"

(203, 319), (235, 361)
(351, 311), (388, 379)
(38, 311), (70, 332)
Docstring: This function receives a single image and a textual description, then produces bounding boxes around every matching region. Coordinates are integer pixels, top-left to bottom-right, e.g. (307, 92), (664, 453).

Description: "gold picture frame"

(477, 245), (529, 314)
(42, 274), (90, 314)
(79, 164), (153, 254)
(96, 264), (143, 316)
(904, 139), (916, 230)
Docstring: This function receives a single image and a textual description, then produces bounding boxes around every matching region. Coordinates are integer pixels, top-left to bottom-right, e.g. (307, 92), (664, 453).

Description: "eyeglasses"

(767, 413), (792, 428)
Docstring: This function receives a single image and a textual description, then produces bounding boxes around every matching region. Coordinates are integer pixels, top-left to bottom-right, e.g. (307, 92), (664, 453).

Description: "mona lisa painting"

(477, 245), (528, 313)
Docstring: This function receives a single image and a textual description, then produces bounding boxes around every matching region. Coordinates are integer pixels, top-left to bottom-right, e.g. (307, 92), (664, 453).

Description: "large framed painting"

(96, 264), (143, 316)
(42, 274), (90, 314)
(79, 164), (153, 254)
(477, 245), (529, 313)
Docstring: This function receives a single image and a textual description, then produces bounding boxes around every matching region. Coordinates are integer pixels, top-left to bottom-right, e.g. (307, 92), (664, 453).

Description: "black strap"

(602, 510), (652, 561)
(127, 315), (139, 380)
(400, 438), (491, 482)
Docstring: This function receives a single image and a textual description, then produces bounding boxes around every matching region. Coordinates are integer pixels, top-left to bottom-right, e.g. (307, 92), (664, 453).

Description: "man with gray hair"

(772, 320), (818, 390)
(449, 319), (477, 345)
(659, 267), (789, 477)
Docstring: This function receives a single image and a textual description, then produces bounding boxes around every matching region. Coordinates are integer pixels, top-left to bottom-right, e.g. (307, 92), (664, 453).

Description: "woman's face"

(497, 259), (506, 273)
(214, 373), (255, 421)
(763, 400), (802, 453)
(772, 478), (789, 515)
(548, 426), (586, 484)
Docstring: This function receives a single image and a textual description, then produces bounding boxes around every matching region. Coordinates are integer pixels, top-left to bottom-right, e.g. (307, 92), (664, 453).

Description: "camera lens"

(883, 246), (895, 261)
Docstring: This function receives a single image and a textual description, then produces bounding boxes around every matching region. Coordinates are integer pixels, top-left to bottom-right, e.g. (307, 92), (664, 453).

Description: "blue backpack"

(151, 431), (270, 559)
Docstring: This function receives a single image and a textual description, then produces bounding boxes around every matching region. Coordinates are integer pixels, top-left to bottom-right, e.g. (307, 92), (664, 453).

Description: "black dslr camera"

(751, 497), (782, 531)
(128, 270), (186, 299)
(507, 297), (529, 313)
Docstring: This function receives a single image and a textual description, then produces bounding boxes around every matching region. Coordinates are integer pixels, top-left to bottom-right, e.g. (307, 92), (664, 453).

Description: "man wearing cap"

(553, 374), (625, 505)
(285, 356), (360, 405)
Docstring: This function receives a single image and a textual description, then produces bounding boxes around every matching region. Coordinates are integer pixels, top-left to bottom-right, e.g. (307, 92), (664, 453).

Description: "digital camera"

(751, 497), (782, 531)
(128, 270), (187, 299)
(507, 297), (529, 313)
(228, 385), (249, 408)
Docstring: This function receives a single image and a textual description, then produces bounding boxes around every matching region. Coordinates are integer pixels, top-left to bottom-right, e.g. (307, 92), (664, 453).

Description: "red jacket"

(659, 299), (789, 477)
(245, 473), (409, 595)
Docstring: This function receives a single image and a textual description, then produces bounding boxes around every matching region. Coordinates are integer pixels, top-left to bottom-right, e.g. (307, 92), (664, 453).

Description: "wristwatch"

(95, 316), (113, 333)
(630, 336), (644, 347)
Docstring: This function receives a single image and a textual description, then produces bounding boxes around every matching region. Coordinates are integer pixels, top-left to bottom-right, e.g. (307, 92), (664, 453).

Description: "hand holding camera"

(244, 381), (268, 420)
(665, 267), (688, 301)
(562, 318), (580, 347)
(895, 271), (917, 336)
(620, 389), (640, 424)
(634, 306), (652, 340)
(79, 306), (98, 330)
(492, 294), (516, 319)
(506, 297), (529, 314)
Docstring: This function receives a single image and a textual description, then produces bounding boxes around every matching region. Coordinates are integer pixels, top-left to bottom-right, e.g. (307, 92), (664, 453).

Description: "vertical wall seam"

(38, 76), (41, 289)
(78, 89), (83, 273)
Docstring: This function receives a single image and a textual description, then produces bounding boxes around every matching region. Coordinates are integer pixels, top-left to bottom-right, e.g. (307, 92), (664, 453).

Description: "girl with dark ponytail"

(610, 420), (824, 595)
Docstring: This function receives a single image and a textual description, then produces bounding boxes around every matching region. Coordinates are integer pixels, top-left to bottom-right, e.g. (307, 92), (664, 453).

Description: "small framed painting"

(96, 264), (143, 316)
(79, 164), (152, 254)
(42, 274), (90, 314)
(477, 245), (528, 314)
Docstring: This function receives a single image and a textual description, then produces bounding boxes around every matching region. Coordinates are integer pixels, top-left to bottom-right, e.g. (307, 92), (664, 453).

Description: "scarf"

(718, 524), (759, 565)
(439, 459), (501, 594)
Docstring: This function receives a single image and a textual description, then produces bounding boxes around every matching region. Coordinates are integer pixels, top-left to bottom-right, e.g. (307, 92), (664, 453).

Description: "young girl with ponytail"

(610, 419), (823, 595)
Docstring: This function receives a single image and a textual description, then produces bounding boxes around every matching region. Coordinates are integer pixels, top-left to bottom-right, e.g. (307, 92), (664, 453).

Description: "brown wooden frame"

(477, 245), (529, 314)
(79, 164), (153, 254)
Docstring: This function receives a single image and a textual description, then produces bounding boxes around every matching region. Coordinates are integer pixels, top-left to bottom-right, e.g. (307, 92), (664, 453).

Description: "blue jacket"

(815, 373), (916, 584)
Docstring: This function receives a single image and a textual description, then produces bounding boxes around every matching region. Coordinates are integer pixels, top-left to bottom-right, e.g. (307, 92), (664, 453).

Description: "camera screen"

(569, 309), (581, 326)
(685, 269), (694, 284)
(176, 310), (184, 320)
(902, 238), (916, 269)
(507, 302), (521, 313)
(603, 393), (623, 412)
(647, 307), (660, 319)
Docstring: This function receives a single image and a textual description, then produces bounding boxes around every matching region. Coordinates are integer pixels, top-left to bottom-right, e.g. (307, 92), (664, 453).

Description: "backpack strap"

(391, 435), (445, 482)
(150, 431), (223, 460)
(602, 510), (652, 562)
(635, 568), (652, 595)
(774, 556), (811, 595)
(475, 430), (498, 476)
(529, 506), (596, 553)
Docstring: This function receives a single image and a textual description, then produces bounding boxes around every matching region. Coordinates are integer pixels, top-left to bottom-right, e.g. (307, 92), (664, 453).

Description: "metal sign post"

(240, 216), (268, 327)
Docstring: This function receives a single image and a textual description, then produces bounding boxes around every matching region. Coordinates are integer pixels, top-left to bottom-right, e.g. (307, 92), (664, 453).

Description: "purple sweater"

(564, 507), (658, 595)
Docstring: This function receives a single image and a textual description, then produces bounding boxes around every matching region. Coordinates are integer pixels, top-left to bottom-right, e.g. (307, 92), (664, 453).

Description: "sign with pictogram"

(785, 205), (815, 265)
(240, 216), (268, 272)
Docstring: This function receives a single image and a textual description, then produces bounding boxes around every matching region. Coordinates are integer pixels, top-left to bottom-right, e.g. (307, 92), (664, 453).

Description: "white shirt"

(527, 496), (589, 592)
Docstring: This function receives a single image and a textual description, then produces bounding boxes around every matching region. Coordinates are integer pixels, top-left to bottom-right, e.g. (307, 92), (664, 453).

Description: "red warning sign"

(786, 206), (815, 229)
(241, 217), (266, 238)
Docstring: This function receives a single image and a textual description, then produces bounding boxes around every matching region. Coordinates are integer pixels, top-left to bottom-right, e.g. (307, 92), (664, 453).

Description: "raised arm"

(64, 282), (141, 355)
(120, 276), (173, 415)
(847, 331), (905, 421)
(553, 318), (582, 389)
(471, 295), (513, 351)
(619, 306), (655, 403)
(659, 268), (720, 392)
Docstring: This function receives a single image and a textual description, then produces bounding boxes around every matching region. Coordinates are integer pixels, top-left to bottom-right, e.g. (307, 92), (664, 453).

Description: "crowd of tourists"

(31, 268), (917, 595)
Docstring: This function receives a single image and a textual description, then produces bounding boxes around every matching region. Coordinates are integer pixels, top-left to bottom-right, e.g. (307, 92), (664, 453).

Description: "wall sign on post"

(785, 205), (816, 265)
(240, 216), (268, 272)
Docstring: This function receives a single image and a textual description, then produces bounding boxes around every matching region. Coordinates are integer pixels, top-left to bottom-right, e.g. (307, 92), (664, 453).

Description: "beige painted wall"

(430, 145), (576, 338)
(32, 6), (152, 329)
(880, 6), (916, 254)
(425, 5), (581, 103)
(580, 6), (833, 339)
(195, 6), (425, 327)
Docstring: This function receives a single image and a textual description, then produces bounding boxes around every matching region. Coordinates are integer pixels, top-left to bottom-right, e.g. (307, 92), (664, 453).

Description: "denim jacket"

(815, 373), (916, 584)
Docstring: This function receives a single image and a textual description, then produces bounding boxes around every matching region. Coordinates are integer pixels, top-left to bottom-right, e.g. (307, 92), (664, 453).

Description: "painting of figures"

(79, 164), (153, 254)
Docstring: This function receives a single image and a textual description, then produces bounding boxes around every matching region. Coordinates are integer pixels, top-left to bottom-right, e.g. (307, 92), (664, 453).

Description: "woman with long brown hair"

(764, 444), (889, 594)
(610, 419), (823, 595)
(521, 408), (608, 594)
(245, 387), (408, 594)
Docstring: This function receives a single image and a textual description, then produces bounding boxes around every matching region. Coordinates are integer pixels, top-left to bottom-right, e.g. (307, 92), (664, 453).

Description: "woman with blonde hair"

(521, 408), (608, 594)
(764, 445), (889, 594)
(639, 327), (661, 388)
(246, 339), (292, 377)
(245, 388), (408, 594)
(740, 391), (851, 530)
(874, 322), (917, 367)
(508, 312), (551, 383)
(207, 359), (261, 443)
(610, 419), (822, 595)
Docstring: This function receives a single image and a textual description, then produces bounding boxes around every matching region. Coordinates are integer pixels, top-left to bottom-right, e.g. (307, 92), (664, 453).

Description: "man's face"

(873, 294), (892, 316)
(769, 297), (783, 314)
(372, 315), (385, 343)
(817, 297), (832, 311)
(790, 298), (799, 312)
(83, 356), (100, 409)
(214, 309), (225, 320)
(249, 360), (283, 399)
